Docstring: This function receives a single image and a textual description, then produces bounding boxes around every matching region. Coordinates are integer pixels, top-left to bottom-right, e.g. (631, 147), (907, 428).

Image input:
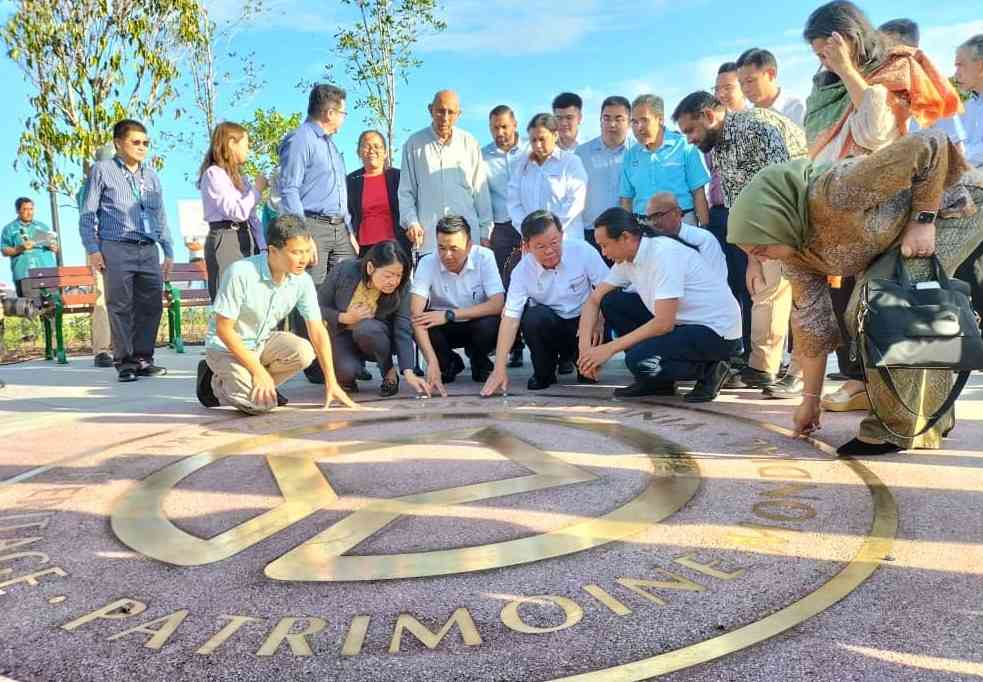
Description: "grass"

(1, 307), (211, 362)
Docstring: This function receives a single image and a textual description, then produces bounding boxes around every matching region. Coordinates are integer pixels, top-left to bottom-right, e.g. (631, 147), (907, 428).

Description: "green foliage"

(2, 0), (209, 199)
(950, 76), (971, 103)
(331, 0), (447, 153)
(241, 108), (303, 179)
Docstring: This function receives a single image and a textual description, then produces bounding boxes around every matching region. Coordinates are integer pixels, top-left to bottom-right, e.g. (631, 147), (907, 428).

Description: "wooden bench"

(19, 266), (98, 364)
(164, 262), (209, 353)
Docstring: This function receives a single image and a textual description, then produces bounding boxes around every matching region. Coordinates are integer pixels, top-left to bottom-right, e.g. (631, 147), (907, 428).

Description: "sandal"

(821, 386), (870, 412)
(379, 372), (399, 397)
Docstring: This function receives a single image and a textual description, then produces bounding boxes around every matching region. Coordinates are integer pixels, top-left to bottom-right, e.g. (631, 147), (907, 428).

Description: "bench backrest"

(165, 262), (210, 305)
(21, 266), (98, 307)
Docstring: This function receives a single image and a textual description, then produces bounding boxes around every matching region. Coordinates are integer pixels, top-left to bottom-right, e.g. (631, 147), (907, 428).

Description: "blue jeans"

(601, 290), (740, 382)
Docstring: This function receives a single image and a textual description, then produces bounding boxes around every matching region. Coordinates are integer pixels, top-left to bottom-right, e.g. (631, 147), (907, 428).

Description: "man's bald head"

(645, 192), (682, 236)
(429, 90), (462, 141)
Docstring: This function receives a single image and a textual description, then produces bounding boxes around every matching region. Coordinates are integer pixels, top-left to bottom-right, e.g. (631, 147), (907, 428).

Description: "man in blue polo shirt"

(1, 197), (58, 297)
(619, 94), (710, 227)
(197, 214), (356, 414)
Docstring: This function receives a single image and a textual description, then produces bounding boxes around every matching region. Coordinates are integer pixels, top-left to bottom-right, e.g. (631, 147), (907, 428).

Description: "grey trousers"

(205, 227), (253, 301)
(100, 239), (163, 371)
(330, 319), (395, 384)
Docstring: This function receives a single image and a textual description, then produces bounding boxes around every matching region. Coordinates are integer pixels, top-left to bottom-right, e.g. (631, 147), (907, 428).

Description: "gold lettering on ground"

(389, 609), (482, 653)
(0, 551), (49, 566)
(759, 465), (813, 479)
(341, 615), (371, 656)
(500, 596), (584, 634)
(752, 500), (818, 523)
(582, 584), (632, 616)
(617, 571), (706, 606)
(256, 617), (326, 657)
(0, 537), (42, 553)
(110, 413), (699, 582)
(61, 598), (148, 631)
(195, 615), (262, 655)
(106, 609), (189, 650)
(0, 566), (67, 594)
(673, 553), (746, 581)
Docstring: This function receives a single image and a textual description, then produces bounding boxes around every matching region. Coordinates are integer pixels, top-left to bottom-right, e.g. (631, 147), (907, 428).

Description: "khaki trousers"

(749, 259), (792, 375)
(91, 269), (112, 355)
(206, 332), (315, 415)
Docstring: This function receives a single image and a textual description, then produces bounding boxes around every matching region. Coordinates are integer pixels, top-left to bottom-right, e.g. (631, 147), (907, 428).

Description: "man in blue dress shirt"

(278, 83), (355, 383)
(80, 119), (173, 382)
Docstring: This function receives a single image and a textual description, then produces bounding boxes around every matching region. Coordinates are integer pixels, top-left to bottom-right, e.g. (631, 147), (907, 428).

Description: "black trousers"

(205, 226), (253, 301)
(956, 240), (983, 329)
(602, 289), (740, 383)
(520, 304), (580, 380)
(427, 316), (498, 374)
(829, 277), (864, 380)
(330, 319), (395, 385)
(491, 222), (524, 353)
(101, 239), (163, 371)
(709, 205), (751, 360)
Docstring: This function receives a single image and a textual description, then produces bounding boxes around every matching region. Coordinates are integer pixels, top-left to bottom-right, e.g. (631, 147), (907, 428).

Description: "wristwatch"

(444, 309), (456, 323)
(914, 210), (936, 224)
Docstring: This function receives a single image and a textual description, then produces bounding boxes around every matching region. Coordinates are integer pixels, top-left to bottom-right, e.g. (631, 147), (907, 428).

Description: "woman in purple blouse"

(198, 122), (269, 301)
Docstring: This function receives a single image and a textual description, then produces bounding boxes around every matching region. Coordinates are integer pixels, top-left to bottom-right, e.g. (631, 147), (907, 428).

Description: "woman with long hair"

(198, 122), (268, 300)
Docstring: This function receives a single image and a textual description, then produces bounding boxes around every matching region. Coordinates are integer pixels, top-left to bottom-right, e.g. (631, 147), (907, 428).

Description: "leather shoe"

(507, 348), (524, 368)
(356, 367), (372, 381)
(685, 361), (731, 403)
(836, 438), (902, 456)
(612, 380), (676, 398)
(136, 361), (167, 377)
(739, 366), (776, 389)
(276, 391), (288, 407)
(762, 373), (804, 399)
(196, 360), (219, 407)
(558, 359), (575, 375)
(576, 372), (598, 385)
(94, 352), (114, 368)
(340, 380), (359, 393)
(527, 374), (556, 390)
(380, 375), (399, 397)
(117, 368), (138, 382)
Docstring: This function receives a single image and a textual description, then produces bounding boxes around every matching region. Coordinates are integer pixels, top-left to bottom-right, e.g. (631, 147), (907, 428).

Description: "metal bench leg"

(42, 316), (53, 361)
(53, 297), (67, 364)
(171, 292), (184, 354)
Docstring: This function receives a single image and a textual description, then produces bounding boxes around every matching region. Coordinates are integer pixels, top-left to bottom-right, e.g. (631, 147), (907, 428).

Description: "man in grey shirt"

(398, 90), (493, 255)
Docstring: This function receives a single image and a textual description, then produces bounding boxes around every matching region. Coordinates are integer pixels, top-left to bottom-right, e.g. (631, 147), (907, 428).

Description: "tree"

(240, 108), (303, 180)
(2, 0), (208, 256)
(332, 0), (446, 153)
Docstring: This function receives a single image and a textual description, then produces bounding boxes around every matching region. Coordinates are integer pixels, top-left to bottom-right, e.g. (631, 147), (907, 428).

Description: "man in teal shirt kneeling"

(197, 214), (356, 414)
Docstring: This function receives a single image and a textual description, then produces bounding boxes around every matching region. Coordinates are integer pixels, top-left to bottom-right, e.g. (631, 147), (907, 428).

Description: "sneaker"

(94, 352), (114, 368)
(136, 360), (167, 377)
(196, 360), (219, 407)
(762, 374), (804, 399)
(738, 366), (776, 389)
(507, 348), (524, 368)
(684, 361), (731, 403)
(612, 380), (676, 398)
(527, 374), (556, 390)
(117, 368), (138, 383)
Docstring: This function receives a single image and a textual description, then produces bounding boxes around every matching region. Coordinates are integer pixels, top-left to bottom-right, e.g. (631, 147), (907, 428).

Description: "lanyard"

(125, 167), (146, 210)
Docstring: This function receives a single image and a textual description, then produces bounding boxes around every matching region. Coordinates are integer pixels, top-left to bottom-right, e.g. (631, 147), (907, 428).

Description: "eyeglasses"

(329, 109), (348, 118)
(129, 139), (151, 148)
(634, 210), (674, 224)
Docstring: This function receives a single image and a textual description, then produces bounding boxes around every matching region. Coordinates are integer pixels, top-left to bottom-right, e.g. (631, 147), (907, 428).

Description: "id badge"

(140, 211), (153, 236)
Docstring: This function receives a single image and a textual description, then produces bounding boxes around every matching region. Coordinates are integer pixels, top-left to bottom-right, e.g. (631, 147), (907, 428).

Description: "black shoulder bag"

(857, 252), (983, 439)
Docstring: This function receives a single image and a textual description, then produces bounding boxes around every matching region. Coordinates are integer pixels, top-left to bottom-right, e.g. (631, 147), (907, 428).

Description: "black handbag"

(857, 251), (983, 438)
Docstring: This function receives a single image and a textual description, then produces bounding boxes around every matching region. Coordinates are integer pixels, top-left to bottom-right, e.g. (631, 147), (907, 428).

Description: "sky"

(0, 0), (980, 286)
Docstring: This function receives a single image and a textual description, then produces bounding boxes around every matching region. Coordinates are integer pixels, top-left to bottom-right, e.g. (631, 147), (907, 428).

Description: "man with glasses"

(552, 92), (583, 151)
(80, 119), (173, 382)
(279, 83), (354, 383)
(480, 210), (608, 395)
(398, 90), (493, 255)
(576, 96), (633, 258)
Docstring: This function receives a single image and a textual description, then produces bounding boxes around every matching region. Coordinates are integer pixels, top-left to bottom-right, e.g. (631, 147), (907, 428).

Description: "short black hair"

(435, 215), (472, 238)
(113, 119), (147, 141)
(594, 208), (648, 239)
(360, 240), (412, 291)
(266, 214), (312, 249)
(308, 84), (346, 120)
(526, 113), (558, 133)
(552, 92), (582, 111)
(520, 210), (563, 242)
(14, 197), (33, 211)
(672, 91), (723, 123)
(879, 18), (919, 47)
(718, 61), (739, 75)
(736, 48), (778, 72)
(489, 104), (515, 119)
(600, 96), (631, 114)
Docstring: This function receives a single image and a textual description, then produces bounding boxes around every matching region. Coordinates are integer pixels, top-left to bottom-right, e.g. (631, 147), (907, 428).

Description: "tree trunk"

(45, 153), (63, 267)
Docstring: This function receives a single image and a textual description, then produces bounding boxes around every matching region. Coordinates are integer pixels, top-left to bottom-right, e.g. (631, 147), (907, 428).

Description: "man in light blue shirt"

(576, 95), (632, 254)
(198, 214), (356, 415)
(619, 95), (710, 226)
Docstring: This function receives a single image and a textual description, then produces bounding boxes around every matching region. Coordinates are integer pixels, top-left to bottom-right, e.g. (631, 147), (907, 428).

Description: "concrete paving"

(0, 348), (980, 681)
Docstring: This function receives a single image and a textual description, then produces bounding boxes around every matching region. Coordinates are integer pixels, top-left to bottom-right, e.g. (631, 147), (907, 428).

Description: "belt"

(304, 212), (345, 225)
(119, 237), (155, 246)
(681, 208), (694, 215)
(209, 220), (247, 231)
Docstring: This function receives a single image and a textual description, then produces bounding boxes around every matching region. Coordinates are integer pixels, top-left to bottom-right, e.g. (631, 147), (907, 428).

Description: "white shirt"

(605, 236), (742, 339)
(964, 93), (983, 168)
(678, 223), (727, 282)
(507, 148), (589, 241)
(504, 239), (609, 320)
(411, 244), (504, 311)
(768, 89), (806, 127)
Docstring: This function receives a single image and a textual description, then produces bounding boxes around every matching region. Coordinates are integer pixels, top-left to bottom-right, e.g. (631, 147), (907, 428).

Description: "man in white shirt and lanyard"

(482, 104), (527, 367)
(411, 215), (505, 395)
(578, 207), (742, 402)
(481, 210), (608, 395)
(576, 95), (633, 258)
(736, 48), (806, 126)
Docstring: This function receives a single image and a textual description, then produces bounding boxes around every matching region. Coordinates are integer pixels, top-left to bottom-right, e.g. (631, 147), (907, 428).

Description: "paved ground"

(0, 348), (981, 681)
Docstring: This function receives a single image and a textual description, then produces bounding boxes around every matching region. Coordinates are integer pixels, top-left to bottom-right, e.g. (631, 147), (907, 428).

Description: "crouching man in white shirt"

(411, 215), (505, 395)
(578, 207), (742, 402)
(481, 210), (609, 394)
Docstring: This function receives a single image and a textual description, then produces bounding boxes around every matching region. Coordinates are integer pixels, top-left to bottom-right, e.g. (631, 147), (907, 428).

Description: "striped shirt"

(79, 156), (174, 258)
